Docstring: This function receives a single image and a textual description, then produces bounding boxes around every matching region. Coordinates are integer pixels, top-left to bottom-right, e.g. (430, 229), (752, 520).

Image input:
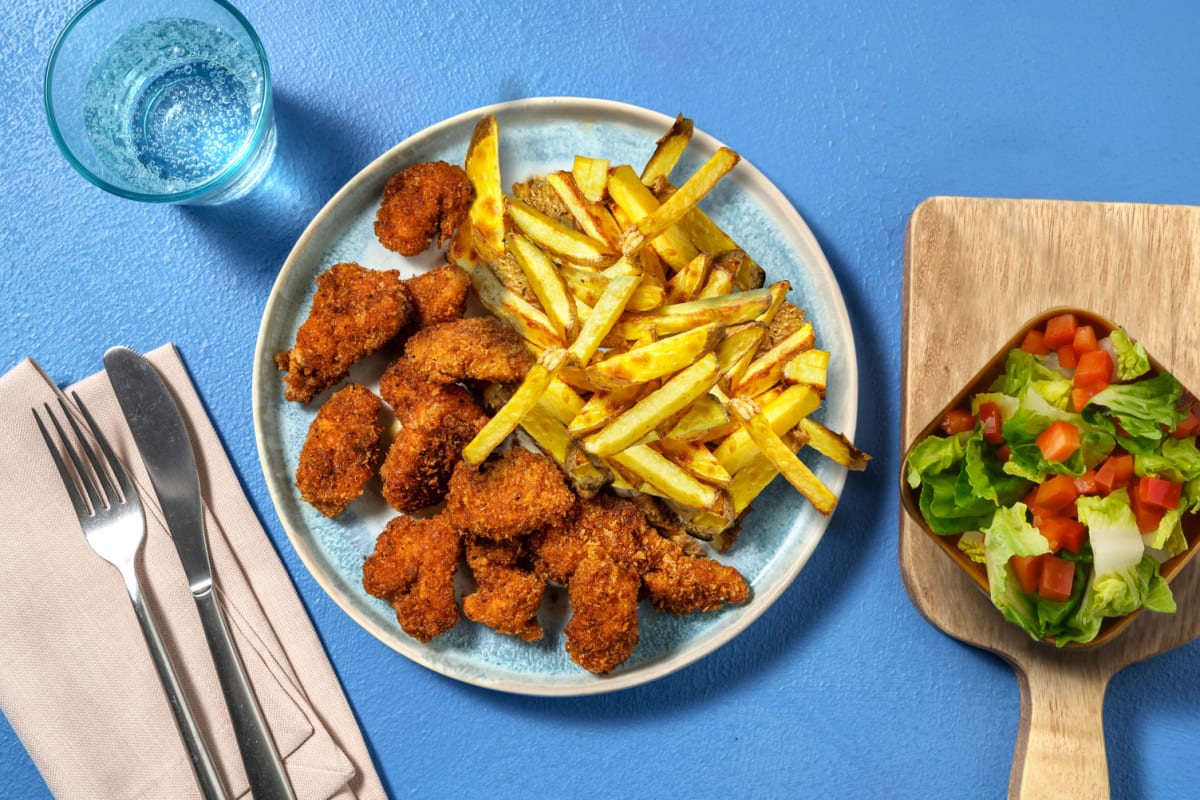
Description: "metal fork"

(35, 394), (231, 800)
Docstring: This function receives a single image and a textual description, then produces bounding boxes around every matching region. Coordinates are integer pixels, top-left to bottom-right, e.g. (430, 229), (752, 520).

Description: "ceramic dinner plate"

(252, 96), (858, 695)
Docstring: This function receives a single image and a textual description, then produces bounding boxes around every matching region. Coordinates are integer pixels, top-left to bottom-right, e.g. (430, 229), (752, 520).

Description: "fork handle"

(127, 582), (231, 800)
(194, 587), (297, 800)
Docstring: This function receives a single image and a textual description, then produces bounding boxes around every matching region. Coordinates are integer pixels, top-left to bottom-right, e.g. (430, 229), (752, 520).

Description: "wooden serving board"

(899, 197), (1200, 800)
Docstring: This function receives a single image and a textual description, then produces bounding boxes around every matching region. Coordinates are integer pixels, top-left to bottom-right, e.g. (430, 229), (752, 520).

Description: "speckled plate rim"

(252, 96), (859, 696)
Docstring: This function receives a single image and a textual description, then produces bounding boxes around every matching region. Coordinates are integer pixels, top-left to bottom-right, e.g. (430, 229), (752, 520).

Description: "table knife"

(104, 346), (297, 800)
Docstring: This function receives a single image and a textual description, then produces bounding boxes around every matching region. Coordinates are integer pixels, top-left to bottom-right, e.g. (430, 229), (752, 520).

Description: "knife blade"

(104, 346), (297, 800)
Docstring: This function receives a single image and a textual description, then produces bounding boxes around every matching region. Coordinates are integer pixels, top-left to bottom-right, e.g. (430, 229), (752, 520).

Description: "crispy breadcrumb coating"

(378, 356), (478, 426)
(295, 384), (383, 517)
(404, 317), (534, 385)
(528, 493), (647, 584)
(403, 264), (471, 329)
(275, 262), (412, 404)
(564, 550), (640, 674)
(444, 447), (576, 540)
(374, 161), (474, 256)
(362, 515), (461, 642)
(635, 524), (750, 615)
(462, 536), (545, 641)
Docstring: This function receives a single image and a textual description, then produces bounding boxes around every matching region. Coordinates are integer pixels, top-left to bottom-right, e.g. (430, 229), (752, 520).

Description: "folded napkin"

(0, 345), (387, 800)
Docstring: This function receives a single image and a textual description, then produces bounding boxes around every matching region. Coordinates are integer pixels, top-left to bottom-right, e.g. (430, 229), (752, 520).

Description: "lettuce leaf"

(982, 504), (1052, 638)
(1083, 372), (1186, 453)
(1110, 328), (1151, 381)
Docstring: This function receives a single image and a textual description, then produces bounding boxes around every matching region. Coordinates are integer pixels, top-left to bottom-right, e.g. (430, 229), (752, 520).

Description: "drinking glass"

(45, 0), (275, 205)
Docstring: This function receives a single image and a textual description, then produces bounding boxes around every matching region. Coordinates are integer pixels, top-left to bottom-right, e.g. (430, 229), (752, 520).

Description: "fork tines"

(34, 394), (129, 516)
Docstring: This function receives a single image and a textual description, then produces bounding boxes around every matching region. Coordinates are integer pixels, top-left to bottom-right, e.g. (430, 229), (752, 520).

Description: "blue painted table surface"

(4, 2), (1199, 798)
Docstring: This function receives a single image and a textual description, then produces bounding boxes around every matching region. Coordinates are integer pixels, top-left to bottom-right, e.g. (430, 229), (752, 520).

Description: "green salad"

(905, 313), (1200, 645)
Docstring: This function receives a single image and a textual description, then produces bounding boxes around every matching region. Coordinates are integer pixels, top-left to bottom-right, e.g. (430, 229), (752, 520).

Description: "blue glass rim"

(44, 0), (273, 204)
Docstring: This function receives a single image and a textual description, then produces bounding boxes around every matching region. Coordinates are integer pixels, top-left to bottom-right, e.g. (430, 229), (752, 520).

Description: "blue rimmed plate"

(252, 96), (858, 696)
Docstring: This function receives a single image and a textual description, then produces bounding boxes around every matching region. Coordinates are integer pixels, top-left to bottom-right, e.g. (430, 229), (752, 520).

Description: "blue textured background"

(4, 2), (1200, 798)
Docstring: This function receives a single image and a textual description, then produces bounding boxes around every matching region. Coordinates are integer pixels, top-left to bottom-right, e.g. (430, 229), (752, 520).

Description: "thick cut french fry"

(559, 263), (665, 312)
(654, 438), (732, 487)
(462, 349), (567, 467)
(784, 349), (830, 396)
(538, 377), (587, 423)
(568, 383), (648, 436)
(458, 260), (563, 351)
(665, 252), (713, 303)
(698, 267), (735, 299)
(505, 197), (618, 268)
(608, 443), (722, 511)
(546, 171), (623, 248)
(732, 321), (815, 398)
(583, 353), (719, 457)
(727, 398), (836, 515)
(797, 417), (870, 470)
(621, 147), (740, 257)
(728, 428), (809, 514)
(585, 323), (723, 389)
(714, 383), (821, 474)
(757, 280), (792, 325)
(666, 393), (732, 441)
(464, 115), (505, 261)
(518, 403), (574, 464)
(677, 210), (765, 290)
(640, 114), (694, 185)
(506, 232), (578, 341)
(572, 155), (610, 203)
(614, 288), (772, 340)
(714, 321), (767, 387)
(606, 164), (699, 270)
(568, 273), (641, 365)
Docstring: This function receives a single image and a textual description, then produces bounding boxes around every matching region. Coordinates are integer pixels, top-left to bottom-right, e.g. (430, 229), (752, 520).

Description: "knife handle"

(126, 578), (230, 800)
(194, 587), (297, 800)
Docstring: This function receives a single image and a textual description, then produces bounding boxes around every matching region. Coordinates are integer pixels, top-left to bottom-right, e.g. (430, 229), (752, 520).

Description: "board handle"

(1009, 659), (1111, 800)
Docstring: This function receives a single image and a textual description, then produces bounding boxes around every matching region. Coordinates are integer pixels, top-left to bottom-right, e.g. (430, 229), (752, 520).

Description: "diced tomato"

(1056, 344), (1078, 369)
(1036, 421), (1081, 462)
(996, 444), (1012, 461)
(1074, 469), (1099, 495)
(1171, 405), (1200, 439)
(939, 408), (976, 435)
(1043, 313), (1079, 349)
(1035, 474), (1079, 513)
(1035, 516), (1087, 554)
(1094, 452), (1134, 495)
(1039, 555), (1076, 602)
(1136, 475), (1183, 510)
(1020, 329), (1051, 356)
(1071, 386), (1097, 413)
(978, 401), (1004, 444)
(1010, 554), (1043, 595)
(1072, 325), (1099, 355)
(1024, 486), (1053, 518)
(1073, 349), (1113, 391)
(1129, 482), (1168, 533)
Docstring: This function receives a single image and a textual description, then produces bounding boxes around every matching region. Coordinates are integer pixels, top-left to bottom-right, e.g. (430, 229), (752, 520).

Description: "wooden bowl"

(900, 306), (1200, 648)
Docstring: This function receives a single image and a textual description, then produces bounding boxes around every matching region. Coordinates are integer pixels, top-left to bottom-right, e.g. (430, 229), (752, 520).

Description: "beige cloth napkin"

(0, 345), (387, 800)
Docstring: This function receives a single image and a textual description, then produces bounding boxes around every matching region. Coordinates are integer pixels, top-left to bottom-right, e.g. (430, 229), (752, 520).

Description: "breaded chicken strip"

(404, 317), (533, 385)
(528, 493), (647, 584)
(444, 447), (575, 540)
(362, 515), (461, 643)
(295, 384), (383, 517)
(635, 524), (750, 615)
(564, 550), (640, 674)
(403, 264), (471, 329)
(462, 536), (544, 641)
(378, 356), (478, 426)
(375, 161), (474, 256)
(275, 262), (412, 403)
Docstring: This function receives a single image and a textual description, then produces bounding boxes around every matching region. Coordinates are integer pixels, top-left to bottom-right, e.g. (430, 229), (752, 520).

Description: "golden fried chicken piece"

(462, 536), (545, 641)
(374, 161), (474, 256)
(403, 263), (471, 329)
(362, 515), (461, 642)
(294, 384), (383, 517)
(635, 524), (750, 615)
(404, 317), (534, 385)
(528, 493), (647, 584)
(564, 550), (640, 674)
(378, 356), (478, 426)
(444, 447), (575, 540)
(275, 262), (412, 403)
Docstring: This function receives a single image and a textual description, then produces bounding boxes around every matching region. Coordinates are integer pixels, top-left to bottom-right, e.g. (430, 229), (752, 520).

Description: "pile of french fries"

(448, 113), (867, 543)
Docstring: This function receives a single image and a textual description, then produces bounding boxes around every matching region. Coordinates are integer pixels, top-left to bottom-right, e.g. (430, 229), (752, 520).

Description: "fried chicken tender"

(635, 524), (750, 615)
(275, 262), (412, 403)
(295, 384), (383, 517)
(404, 317), (534, 385)
(462, 536), (545, 641)
(362, 515), (461, 642)
(378, 355), (478, 426)
(564, 550), (640, 674)
(375, 161), (474, 256)
(528, 493), (647, 584)
(403, 264), (471, 329)
(444, 447), (576, 540)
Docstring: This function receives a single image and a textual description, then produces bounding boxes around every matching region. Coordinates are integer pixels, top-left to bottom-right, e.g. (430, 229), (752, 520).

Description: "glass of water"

(45, 0), (275, 205)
